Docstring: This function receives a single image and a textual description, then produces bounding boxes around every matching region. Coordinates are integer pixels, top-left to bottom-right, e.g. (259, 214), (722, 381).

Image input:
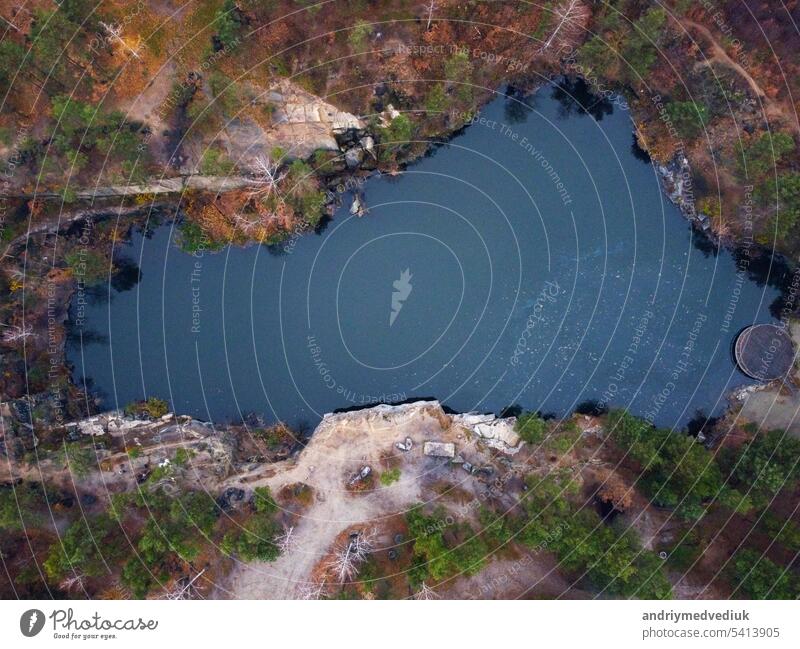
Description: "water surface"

(68, 82), (782, 430)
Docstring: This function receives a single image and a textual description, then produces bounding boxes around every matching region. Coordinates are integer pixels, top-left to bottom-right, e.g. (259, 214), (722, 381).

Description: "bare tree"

(166, 568), (206, 600)
(299, 579), (327, 600)
(327, 530), (375, 583)
(100, 22), (141, 59)
(275, 525), (298, 554)
(231, 211), (263, 235)
(0, 14), (20, 33)
(414, 581), (440, 600)
(59, 574), (85, 593)
(426, 1), (437, 31)
(539, 0), (589, 52)
(1, 323), (35, 344)
(248, 155), (287, 200)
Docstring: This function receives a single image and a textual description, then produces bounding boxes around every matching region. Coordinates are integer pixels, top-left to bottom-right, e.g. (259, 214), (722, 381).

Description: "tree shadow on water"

(691, 229), (720, 258)
(500, 403), (523, 417)
(110, 257), (142, 293)
(65, 326), (108, 346)
(630, 132), (651, 164)
(550, 77), (614, 122)
(684, 410), (719, 438)
(503, 85), (537, 124)
(574, 399), (609, 416)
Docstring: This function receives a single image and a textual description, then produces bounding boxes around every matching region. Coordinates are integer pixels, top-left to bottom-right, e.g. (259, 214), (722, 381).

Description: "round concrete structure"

(734, 324), (795, 381)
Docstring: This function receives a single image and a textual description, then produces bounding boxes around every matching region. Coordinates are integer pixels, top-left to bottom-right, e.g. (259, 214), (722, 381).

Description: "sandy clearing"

(218, 401), (479, 599)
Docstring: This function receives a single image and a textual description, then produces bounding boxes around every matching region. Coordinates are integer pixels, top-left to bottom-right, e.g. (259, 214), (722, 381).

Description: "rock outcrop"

(214, 79), (366, 172)
(453, 411), (522, 454)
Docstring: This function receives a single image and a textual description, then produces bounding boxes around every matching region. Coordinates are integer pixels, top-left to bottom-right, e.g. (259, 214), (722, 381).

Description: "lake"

(67, 80), (784, 431)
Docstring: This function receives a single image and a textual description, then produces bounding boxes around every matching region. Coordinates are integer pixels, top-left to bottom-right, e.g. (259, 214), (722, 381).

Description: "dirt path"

(679, 18), (800, 137)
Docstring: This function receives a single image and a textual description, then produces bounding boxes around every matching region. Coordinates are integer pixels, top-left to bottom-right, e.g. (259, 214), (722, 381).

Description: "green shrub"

(173, 447), (193, 466)
(425, 84), (447, 114)
(65, 149), (88, 173)
(185, 93), (218, 135)
(665, 101), (709, 138)
(58, 444), (96, 478)
(606, 411), (723, 520)
(312, 149), (340, 175)
(715, 487), (753, 515)
(621, 8), (666, 80)
(665, 532), (705, 571)
(577, 6), (666, 82)
(125, 397), (169, 419)
(444, 51), (474, 103)
(517, 473), (672, 598)
(48, 94), (150, 180)
(121, 559), (153, 599)
(253, 486), (278, 514)
(348, 20), (373, 51)
(0, 41), (25, 93)
(51, 93), (98, 145)
(112, 481), (220, 596)
(759, 512), (800, 552)
(379, 114), (414, 162)
(0, 485), (45, 531)
(176, 220), (222, 254)
(221, 488), (282, 562)
(209, 72), (242, 117)
(733, 550), (797, 599)
(515, 412), (548, 444)
(547, 420), (582, 454)
(221, 516), (281, 562)
(577, 35), (617, 76)
(199, 147), (236, 175)
(30, 10), (91, 85)
(760, 172), (800, 240)
(606, 410), (662, 468)
(379, 468), (401, 486)
(107, 484), (220, 598)
(478, 505), (515, 546)
(214, 0), (246, 50)
(733, 429), (800, 507)
(254, 424), (292, 450)
(286, 159), (325, 223)
(444, 50), (472, 80)
(405, 506), (489, 587)
(739, 132), (795, 179)
(64, 249), (108, 286)
(44, 514), (116, 581)
(134, 490), (218, 568)
(173, 491), (218, 534)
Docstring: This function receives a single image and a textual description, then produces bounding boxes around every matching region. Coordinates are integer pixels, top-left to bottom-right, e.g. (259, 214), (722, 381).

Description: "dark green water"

(68, 82), (784, 430)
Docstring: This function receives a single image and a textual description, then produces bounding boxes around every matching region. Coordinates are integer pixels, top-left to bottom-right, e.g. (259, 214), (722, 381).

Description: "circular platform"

(734, 324), (795, 381)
